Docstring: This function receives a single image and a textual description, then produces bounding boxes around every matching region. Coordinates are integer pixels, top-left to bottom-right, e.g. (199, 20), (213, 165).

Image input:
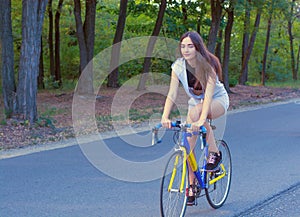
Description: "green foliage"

(118, 59), (144, 84)
(118, 58), (172, 85)
(229, 77), (239, 87)
(4, 108), (13, 119)
(266, 80), (300, 89)
(0, 118), (7, 126)
(35, 116), (55, 129)
(126, 14), (154, 35)
(40, 106), (63, 117)
(44, 76), (61, 89)
(7, 0), (300, 91)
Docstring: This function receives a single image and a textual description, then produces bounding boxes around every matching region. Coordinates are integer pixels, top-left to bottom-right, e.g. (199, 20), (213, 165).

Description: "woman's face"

(180, 37), (197, 62)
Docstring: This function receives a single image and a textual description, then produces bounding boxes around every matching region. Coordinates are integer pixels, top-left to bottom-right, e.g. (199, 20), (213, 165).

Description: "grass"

(248, 80), (300, 89)
(37, 106), (69, 128)
(94, 107), (184, 131)
(0, 118), (6, 125)
(39, 106), (66, 117)
(266, 80), (300, 89)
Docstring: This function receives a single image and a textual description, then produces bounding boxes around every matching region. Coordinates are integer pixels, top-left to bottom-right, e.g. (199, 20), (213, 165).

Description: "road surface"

(1, 100), (300, 216)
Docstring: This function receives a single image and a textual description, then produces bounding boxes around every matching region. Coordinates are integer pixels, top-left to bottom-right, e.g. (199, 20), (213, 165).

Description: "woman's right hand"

(161, 116), (172, 129)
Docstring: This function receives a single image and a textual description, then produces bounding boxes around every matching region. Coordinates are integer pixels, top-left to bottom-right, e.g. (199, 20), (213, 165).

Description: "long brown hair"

(179, 31), (222, 89)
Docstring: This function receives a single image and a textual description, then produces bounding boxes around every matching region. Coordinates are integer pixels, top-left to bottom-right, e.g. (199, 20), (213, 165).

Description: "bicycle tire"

(160, 150), (188, 217)
(205, 140), (232, 209)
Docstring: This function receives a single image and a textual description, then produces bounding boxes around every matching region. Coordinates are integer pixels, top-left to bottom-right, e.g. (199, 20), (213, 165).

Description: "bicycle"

(152, 120), (232, 217)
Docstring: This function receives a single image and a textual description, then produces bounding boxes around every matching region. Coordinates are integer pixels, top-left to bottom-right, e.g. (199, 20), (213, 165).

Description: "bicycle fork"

(168, 148), (187, 194)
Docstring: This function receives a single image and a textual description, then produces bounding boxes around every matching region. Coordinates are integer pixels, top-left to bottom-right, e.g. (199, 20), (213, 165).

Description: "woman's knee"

(187, 105), (202, 123)
(210, 100), (226, 119)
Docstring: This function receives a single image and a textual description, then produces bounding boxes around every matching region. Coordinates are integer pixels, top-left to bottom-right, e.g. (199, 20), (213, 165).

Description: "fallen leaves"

(1, 85), (300, 150)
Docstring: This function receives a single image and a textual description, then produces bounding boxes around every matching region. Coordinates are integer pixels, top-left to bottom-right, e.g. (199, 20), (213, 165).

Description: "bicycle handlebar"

(151, 121), (207, 146)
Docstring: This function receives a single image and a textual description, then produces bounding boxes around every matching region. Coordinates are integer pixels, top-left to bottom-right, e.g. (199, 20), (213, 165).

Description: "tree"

(239, 1), (263, 85)
(261, 0), (275, 85)
(215, 27), (223, 61)
(38, 37), (45, 89)
(0, 0), (16, 117)
(222, 1), (234, 93)
(54, 0), (64, 86)
(16, 0), (47, 123)
(107, 0), (128, 88)
(297, 44), (300, 77)
(181, 0), (188, 31)
(287, 0), (298, 80)
(46, 0), (63, 87)
(239, 0), (251, 85)
(207, 0), (223, 53)
(47, 0), (55, 80)
(137, 0), (167, 91)
(74, 0), (96, 95)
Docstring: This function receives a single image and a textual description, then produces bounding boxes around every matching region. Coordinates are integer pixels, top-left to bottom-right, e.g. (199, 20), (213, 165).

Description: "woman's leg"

(186, 99), (226, 183)
(205, 100), (226, 153)
(186, 114), (198, 204)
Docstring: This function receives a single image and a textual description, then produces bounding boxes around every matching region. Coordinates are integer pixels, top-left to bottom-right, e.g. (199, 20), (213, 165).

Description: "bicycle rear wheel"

(160, 150), (188, 217)
(205, 140), (232, 209)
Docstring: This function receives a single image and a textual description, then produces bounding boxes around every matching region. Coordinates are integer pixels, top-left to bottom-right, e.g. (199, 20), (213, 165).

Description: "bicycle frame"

(167, 147), (187, 193)
(153, 121), (227, 192)
(180, 124), (208, 190)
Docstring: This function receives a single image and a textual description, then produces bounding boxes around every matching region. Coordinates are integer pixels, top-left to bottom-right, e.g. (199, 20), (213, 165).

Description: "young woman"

(161, 31), (229, 205)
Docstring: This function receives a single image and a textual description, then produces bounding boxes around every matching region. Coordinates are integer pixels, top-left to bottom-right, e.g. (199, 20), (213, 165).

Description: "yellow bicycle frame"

(209, 163), (227, 185)
(168, 148), (227, 192)
(168, 147), (187, 193)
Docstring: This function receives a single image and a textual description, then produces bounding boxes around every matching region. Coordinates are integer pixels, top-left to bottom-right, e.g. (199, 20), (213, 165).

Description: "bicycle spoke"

(160, 151), (188, 217)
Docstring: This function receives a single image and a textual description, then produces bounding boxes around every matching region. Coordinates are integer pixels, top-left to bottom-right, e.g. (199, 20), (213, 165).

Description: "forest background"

(0, 0), (300, 149)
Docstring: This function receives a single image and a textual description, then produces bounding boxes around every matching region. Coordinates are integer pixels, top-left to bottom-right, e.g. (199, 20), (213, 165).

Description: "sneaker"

(187, 196), (195, 206)
(206, 151), (222, 170)
(186, 185), (195, 206)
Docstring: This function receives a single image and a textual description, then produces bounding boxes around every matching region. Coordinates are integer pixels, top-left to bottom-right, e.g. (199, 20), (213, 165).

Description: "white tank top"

(171, 58), (227, 99)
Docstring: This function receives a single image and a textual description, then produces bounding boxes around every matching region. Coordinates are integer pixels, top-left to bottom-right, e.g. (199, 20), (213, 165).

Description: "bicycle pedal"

(205, 166), (221, 172)
(186, 202), (195, 206)
(187, 199), (197, 206)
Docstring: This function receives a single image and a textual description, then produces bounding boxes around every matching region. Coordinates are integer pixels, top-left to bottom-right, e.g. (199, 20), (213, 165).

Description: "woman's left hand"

(191, 119), (205, 132)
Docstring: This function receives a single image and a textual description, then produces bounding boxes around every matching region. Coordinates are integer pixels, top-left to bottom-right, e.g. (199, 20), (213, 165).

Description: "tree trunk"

(107, 0), (128, 88)
(262, 16), (272, 86)
(215, 28), (223, 61)
(74, 0), (88, 73)
(222, 7), (234, 93)
(239, 1), (250, 85)
(84, 0), (96, 66)
(239, 6), (262, 85)
(38, 37), (45, 89)
(296, 45), (300, 75)
(207, 0), (223, 53)
(16, 0), (47, 124)
(0, 0), (16, 117)
(54, 0), (64, 86)
(47, 0), (55, 79)
(288, 0), (297, 80)
(181, 0), (188, 30)
(74, 0), (96, 95)
(137, 0), (167, 91)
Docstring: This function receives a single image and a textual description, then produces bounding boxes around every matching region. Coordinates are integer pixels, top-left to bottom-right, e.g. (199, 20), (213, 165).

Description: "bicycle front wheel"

(205, 140), (232, 209)
(160, 150), (188, 217)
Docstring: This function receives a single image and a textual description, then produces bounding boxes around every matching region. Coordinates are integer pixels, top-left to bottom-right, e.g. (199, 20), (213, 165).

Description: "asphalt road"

(1, 100), (300, 217)
(240, 183), (300, 217)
